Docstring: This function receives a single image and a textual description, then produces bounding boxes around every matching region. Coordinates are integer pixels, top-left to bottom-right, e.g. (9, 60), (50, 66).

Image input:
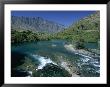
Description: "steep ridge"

(56, 11), (100, 43)
(11, 16), (65, 33)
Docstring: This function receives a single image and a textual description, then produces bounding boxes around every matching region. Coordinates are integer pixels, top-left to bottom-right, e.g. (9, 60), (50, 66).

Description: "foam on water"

(28, 71), (32, 75)
(79, 54), (100, 74)
(71, 48), (100, 75)
(52, 44), (57, 47)
(78, 53), (92, 59)
(80, 57), (90, 63)
(32, 54), (57, 69)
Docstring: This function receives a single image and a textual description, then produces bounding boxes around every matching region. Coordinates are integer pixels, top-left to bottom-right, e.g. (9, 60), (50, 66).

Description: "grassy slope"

(55, 11), (100, 43)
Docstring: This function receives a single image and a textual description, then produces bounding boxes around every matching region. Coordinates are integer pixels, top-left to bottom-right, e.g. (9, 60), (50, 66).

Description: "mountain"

(56, 11), (100, 43)
(11, 11), (100, 44)
(69, 11), (100, 31)
(11, 16), (65, 33)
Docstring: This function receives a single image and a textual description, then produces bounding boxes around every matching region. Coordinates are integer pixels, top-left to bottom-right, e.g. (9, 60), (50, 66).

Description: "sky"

(11, 11), (96, 26)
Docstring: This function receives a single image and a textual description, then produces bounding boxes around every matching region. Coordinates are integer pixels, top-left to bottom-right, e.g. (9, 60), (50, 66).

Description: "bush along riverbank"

(11, 29), (52, 44)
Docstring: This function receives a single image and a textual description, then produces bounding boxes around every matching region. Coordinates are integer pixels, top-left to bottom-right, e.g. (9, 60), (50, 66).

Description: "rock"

(76, 71), (81, 75)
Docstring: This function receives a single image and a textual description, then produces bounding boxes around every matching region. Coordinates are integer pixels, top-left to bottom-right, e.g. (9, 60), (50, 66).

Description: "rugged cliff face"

(11, 16), (65, 33)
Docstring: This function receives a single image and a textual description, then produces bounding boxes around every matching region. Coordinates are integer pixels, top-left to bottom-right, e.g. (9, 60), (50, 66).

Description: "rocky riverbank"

(61, 61), (80, 77)
(64, 44), (100, 58)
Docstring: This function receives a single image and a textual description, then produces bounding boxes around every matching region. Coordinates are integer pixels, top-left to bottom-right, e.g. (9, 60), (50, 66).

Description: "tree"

(75, 38), (85, 49)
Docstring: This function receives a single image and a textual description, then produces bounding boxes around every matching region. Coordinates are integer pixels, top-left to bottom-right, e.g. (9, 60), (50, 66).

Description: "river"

(11, 40), (100, 77)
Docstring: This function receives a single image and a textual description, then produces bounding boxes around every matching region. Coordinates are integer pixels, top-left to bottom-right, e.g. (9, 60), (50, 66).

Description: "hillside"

(11, 16), (65, 33)
(11, 11), (100, 45)
(55, 11), (100, 43)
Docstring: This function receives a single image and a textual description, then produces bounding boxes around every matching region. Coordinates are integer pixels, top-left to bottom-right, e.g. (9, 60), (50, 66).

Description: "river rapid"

(11, 40), (100, 77)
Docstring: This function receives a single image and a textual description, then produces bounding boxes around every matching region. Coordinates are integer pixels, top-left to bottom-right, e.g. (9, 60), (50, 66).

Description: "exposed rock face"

(11, 16), (65, 33)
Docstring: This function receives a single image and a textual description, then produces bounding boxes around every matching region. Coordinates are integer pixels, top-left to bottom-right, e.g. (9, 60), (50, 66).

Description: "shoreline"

(64, 44), (100, 58)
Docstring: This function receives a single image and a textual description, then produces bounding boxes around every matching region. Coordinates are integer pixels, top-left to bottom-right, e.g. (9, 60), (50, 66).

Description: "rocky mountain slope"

(56, 11), (100, 43)
(11, 16), (65, 33)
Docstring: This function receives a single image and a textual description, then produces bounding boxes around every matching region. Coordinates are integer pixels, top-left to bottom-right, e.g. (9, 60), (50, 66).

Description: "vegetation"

(11, 12), (100, 49)
(75, 38), (85, 49)
(53, 11), (100, 49)
(11, 29), (52, 43)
